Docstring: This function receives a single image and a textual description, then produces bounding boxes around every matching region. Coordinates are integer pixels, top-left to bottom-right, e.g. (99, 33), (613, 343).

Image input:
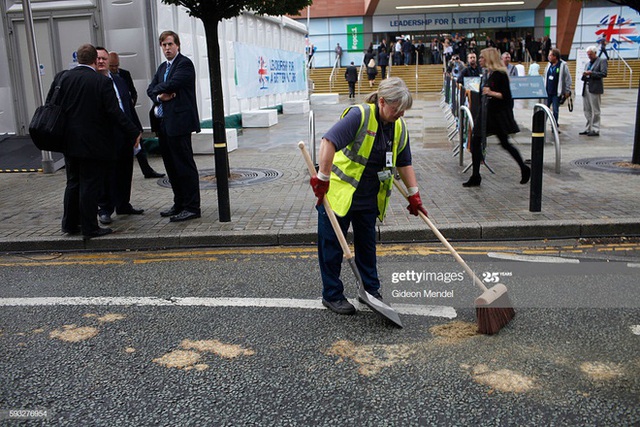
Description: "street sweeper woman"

(309, 77), (428, 316)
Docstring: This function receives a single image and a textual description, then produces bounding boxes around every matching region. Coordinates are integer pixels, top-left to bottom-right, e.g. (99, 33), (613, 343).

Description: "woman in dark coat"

(463, 47), (530, 187)
(364, 48), (377, 87)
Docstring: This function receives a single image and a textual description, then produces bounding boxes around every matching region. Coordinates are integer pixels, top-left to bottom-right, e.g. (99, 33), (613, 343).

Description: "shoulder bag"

(29, 71), (68, 153)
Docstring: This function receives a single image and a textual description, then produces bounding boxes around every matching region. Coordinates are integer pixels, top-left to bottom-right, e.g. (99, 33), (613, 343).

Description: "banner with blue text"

(234, 43), (306, 99)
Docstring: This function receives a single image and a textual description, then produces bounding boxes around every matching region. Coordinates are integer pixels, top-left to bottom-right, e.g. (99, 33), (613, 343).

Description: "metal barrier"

(457, 105), (474, 167)
(328, 56), (340, 93)
(309, 109), (317, 166)
(611, 46), (633, 89)
(533, 103), (561, 174)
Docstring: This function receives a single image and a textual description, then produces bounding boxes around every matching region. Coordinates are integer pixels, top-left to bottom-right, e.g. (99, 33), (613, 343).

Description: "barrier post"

(530, 109), (546, 212)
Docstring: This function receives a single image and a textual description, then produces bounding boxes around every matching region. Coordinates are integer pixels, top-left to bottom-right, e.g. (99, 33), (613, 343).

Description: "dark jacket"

(147, 52), (201, 136)
(484, 70), (519, 136)
(345, 65), (358, 83)
(47, 65), (139, 160)
(112, 73), (142, 155)
(117, 68), (138, 105)
(377, 51), (389, 67)
(458, 64), (482, 87)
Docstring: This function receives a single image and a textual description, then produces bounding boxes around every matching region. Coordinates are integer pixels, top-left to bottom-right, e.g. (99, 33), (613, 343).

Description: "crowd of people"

(442, 41), (607, 188)
(351, 34), (554, 68)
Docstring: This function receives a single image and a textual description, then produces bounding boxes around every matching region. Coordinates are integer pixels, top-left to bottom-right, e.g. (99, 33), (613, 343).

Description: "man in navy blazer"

(147, 30), (201, 222)
(50, 44), (141, 239)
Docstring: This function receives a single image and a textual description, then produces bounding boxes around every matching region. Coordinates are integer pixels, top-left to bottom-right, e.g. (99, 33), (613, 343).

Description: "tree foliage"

(604, 0), (640, 11)
(162, 0), (312, 22)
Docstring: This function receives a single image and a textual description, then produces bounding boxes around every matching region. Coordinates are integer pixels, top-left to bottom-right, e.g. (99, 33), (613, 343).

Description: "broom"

(393, 179), (515, 334)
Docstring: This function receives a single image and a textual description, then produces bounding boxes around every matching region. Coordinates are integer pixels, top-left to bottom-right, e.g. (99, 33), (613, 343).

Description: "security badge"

(378, 150), (394, 182)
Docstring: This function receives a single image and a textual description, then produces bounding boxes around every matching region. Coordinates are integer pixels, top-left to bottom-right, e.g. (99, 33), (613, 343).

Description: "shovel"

(298, 141), (403, 328)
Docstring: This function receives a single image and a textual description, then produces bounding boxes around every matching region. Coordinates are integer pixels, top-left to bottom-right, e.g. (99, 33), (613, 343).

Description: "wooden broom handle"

(393, 179), (488, 293)
(298, 141), (354, 260)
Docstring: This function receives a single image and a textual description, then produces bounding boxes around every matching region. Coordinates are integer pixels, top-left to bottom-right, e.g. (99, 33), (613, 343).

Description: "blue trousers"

(317, 205), (380, 301)
(546, 94), (560, 125)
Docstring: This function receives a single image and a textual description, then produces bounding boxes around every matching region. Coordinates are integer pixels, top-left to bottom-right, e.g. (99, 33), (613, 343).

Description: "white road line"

(487, 252), (580, 264)
(632, 325), (640, 336)
(0, 297), (457, 319)
(628, 263), (640, 268)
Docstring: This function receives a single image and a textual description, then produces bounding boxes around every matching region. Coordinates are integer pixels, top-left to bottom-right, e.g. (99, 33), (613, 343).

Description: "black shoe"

(169, 210), (201, 222)
(144, 171), (165, 178)
(98, 213), (112, 224)
(160, 207), (180, 217)
(462, 175), (482, 187)
(83, 228), (113, 239)
(62, 226), (81, 235)
(322, 298), (356, 315)
(579, 131), (589, 135)
(117, 206), (144, 215)
(587, 131), (600, 137)
(358, 291), (383, 305)
(520, 165), (531, 184)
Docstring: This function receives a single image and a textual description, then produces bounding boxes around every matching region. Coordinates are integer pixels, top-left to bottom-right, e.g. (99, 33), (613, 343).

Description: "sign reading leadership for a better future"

(234, 43), (306, 99)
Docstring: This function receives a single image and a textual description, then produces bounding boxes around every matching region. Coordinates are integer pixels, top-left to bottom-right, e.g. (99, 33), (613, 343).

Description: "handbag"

(29, 71), (68, 153)
(367, 58), (375, 68)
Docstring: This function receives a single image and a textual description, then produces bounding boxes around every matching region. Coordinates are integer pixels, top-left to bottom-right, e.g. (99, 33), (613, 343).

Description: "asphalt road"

(0, 240), (639, 425)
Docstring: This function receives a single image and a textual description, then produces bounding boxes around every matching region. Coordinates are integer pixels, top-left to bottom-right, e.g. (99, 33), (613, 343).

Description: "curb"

(1, 219), (639, 253)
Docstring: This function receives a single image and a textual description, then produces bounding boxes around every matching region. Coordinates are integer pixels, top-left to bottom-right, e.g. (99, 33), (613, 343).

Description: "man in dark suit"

(345, 62), (358, 98)
(52, 44), (140, 239)
(580, 45), (607, 137)
(96, 47), (145, 225)
(147, 30), (201, 222)
(108, 52), (165, 179)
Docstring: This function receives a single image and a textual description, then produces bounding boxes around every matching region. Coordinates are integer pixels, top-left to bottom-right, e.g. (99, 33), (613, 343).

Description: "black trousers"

(348, 81), (356, 96)
(470, 131), (525, 177)
(63, 156), (107, 234)
(98, 148), (135, 215)
(158, 126), (201, 214)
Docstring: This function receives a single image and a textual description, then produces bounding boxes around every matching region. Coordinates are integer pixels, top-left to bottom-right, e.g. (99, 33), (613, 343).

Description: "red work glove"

(310, 175), (330, 206)
(407, 192), (428, 217)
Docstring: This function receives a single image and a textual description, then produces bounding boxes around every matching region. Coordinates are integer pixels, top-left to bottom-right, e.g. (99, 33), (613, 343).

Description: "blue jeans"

(317, 205), (380, 301)
(547, 94), (560, 125)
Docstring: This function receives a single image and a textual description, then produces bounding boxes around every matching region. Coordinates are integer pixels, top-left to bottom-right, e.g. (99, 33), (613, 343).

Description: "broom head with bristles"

(474, 283), (515, 335)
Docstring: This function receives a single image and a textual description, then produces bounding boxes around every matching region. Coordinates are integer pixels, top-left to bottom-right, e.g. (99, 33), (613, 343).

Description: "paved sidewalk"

(1, 90), (639, 252)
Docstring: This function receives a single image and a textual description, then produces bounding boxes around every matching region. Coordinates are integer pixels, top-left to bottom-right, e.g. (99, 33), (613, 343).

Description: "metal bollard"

(529, 109), (546, 212)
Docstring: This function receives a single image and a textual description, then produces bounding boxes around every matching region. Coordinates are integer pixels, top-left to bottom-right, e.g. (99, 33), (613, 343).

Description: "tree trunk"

(203, 18), (231, 222)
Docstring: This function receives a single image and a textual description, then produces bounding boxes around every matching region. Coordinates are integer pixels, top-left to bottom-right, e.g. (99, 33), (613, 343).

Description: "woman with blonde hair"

(463, 47), (530, 187)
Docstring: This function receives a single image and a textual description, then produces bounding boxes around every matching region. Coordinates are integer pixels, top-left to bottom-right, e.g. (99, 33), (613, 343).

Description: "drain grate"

(157, 168), (283, 189)
(571, 157), (640, 175)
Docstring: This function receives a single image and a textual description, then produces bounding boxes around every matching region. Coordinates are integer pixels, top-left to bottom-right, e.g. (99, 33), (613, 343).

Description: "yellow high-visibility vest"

(327, 103), (408, 221)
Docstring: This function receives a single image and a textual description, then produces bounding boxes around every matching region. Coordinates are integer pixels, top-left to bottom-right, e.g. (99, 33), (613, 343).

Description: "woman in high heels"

(463, 47), (530, 187)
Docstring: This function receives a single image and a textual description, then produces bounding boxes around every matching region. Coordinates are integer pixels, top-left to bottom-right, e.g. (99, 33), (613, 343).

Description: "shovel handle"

(393, 179), (488, 293)
(298, 141), (354, 260)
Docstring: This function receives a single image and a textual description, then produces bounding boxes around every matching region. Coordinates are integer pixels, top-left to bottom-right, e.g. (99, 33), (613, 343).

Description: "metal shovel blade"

(348, 258), (403, 328)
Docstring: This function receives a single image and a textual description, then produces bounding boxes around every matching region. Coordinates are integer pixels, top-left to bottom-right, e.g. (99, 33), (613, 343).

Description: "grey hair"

(364, 77), (413, 111)
(586, 45), (598, 54)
